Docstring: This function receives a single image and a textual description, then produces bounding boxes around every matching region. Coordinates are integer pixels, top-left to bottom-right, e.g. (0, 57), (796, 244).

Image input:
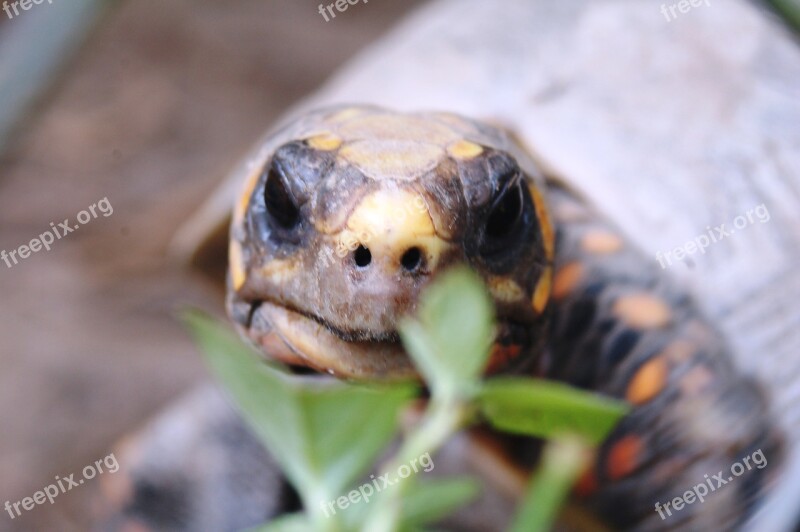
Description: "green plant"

(183, 267), (628, 531)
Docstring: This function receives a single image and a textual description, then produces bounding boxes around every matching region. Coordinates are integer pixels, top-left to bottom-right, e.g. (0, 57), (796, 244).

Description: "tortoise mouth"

(248, 301), (417, 380)
(242, 300), (534, 379)
(276, 303), (403, 344)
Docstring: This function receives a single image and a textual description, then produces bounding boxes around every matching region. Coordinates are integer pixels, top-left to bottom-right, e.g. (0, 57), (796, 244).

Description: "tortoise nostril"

(353, 245), (372, 268)
(400, 247), (423, 272)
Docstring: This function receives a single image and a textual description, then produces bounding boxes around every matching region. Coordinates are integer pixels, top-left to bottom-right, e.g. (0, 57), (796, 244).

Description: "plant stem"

(361, 394), (469, 532)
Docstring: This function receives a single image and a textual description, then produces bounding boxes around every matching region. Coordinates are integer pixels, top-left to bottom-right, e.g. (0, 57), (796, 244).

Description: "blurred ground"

(0, 1), (426, 530)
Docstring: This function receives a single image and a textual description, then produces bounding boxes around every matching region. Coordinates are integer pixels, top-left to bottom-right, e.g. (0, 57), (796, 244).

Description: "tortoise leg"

(95, 386), (518, 531)
(544, 183), (784, 530)
(95, 386), (297, 532)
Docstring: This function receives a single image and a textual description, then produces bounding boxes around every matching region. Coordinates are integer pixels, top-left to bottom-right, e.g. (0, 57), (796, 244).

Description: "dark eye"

(264, 163), (300, 229)
(478, 177), (528, 261)
(485, 181), (523, 238)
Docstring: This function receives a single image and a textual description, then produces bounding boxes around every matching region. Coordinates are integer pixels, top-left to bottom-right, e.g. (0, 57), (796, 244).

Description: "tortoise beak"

(256, 302), (418, 380)
(231, 294), (419, 380)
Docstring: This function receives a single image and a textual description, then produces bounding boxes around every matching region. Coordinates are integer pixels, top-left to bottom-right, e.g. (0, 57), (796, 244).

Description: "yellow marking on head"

(552, 262), (583, 300)
(306, 133), (342, 151)
(488, 276), (525, 302)
(446, 140), (483, 159)
(340, 141), (443, 180)
(259, 258), (299, 284)
(613, 293), (672, 329)
(334, 228), (371, 258)
(234, 167), (262, 224)
(344, 188), (448, 269)
(581, 229), (624, 254)
(229, 239), (247, 291)
(530, 185), (555, 261)
(626, 357), (668, 405)
(532, 266), (553, 313)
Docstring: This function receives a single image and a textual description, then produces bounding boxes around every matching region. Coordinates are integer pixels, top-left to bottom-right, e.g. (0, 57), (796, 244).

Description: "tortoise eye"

(264, 163), (300, 229)
(485, 179), (523, 239)
(477, 176), (529, 263)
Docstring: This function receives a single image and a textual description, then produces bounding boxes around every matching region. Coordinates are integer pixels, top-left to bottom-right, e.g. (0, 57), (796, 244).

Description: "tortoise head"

(227, 106), (554, 379)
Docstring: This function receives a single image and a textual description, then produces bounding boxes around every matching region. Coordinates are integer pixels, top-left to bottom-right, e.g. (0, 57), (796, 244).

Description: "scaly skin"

(543, 184), (783, 530)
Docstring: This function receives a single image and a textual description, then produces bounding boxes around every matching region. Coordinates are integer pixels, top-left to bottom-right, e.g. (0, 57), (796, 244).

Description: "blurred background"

(1, 1), (799, 531)
(0, 1), (428, 530)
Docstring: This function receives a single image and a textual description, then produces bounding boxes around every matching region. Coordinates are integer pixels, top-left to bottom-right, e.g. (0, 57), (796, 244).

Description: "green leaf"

(182, 311), (416, 519)
(399, 477), (480, 526)
(399, 267), (494, 397)
(510, 436), (589, 532)
(338, 477), (479, 529)
(479, 378), (628, 444)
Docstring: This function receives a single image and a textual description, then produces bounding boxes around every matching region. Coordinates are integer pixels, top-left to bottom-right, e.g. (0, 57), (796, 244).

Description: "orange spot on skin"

(532, 266), (552, 313)
(552, 262), (584, 300)
(487, 344), (522, 373)
(626, 357), (668, 405)
(613, 293), (672, 329)
(581, 229), (624, 254)
(530, 185), (555, 261)
(607, 435), (643, 480)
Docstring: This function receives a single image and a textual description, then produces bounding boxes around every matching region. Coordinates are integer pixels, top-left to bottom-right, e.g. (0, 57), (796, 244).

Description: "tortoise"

(100, 1), (800, 530)
(101, 105), (786, 531)
(225, 104), (784, 529)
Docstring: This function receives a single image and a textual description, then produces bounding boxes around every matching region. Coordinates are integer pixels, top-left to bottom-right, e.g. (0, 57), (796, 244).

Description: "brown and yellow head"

(227, 106), (554, 379)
